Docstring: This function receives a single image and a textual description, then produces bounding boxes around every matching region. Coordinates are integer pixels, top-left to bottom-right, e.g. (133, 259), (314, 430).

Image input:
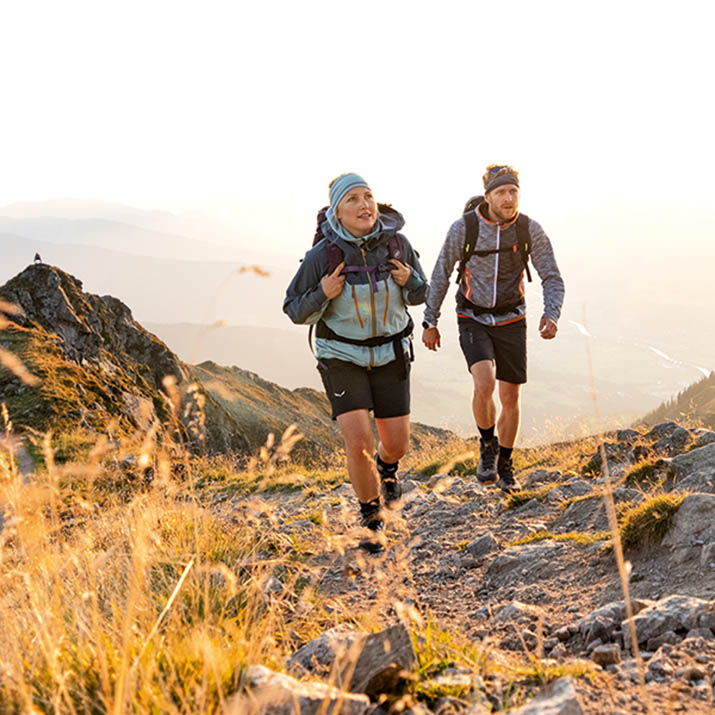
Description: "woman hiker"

(283, 173), (428, 552)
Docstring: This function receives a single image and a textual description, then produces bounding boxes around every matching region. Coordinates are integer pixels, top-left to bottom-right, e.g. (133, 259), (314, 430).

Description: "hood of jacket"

(320, 204), (405, 254)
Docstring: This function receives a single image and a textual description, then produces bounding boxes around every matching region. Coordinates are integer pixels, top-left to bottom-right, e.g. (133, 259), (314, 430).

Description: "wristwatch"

(421, 321), (435, 330)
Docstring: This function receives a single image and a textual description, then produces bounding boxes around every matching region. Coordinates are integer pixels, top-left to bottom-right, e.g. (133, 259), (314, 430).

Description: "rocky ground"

(218, 422), (715, 713)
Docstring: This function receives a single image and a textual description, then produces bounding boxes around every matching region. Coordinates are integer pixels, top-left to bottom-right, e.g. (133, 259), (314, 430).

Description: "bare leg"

(375, 414), (410, 464)
(469, 359), (497, 430)
(336, 409), (378, 503)
(497, 381), (522, 448)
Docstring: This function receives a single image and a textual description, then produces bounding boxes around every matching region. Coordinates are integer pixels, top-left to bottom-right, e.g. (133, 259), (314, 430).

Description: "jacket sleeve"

(398, 234), (429, 306)
(283, 247), (330, 325)
(528, 218), (565, 323)
(422, 218), (464, 326)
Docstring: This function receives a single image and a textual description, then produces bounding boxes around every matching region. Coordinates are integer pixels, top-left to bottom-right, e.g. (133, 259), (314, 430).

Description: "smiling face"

(485, 184), (520, 224)
(336, 186), (378, 237)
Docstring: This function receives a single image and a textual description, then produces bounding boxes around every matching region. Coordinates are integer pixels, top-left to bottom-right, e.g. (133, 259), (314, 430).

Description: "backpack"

(455, 195), (532, 286)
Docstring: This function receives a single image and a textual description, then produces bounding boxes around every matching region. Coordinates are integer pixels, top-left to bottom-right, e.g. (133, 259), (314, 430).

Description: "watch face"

(421, 321), (431, 330)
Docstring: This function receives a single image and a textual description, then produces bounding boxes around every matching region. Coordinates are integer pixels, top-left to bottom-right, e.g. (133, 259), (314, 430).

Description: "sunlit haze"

(2, 0), (713, 440)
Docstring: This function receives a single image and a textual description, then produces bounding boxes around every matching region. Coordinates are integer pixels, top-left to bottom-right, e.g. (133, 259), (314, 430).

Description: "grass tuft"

(506, 484), (560, 510)
(619, 493), (686, 550)
(623, 458), (673, 488)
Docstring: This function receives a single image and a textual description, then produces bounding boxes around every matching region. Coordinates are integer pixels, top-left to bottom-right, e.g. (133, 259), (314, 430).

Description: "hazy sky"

(3, 0), (714, 270)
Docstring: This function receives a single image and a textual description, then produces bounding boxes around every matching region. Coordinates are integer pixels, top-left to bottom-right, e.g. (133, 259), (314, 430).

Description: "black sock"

(359, 498), (380, 518)
(499, 445), (513, 462)
(478, 425), (495, 442)
(376, 452), (398, 476)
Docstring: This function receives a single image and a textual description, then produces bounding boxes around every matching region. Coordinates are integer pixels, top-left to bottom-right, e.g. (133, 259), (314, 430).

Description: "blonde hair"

(482, 164), (519, 191)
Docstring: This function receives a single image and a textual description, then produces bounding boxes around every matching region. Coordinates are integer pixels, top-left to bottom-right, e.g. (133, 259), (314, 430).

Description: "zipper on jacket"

(361, 247), (377, 367)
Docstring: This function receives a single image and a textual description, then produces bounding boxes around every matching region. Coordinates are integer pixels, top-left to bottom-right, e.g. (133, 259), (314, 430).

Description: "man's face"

(485, 184), (519, 223)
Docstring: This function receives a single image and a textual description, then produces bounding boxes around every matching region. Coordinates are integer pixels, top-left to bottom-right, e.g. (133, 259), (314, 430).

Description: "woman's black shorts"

(318, 358), (411, 420)
(458, 317), (527, 384)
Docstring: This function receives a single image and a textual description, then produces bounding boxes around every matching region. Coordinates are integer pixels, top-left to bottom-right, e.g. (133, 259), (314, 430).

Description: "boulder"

(693, 429), (715, 449)
(466, 532), (499, 559)
(287, 624), (415, 695)
(493, 601), (546, 625)
(653, 426), (690, 456)
(545, 479), (593, 504)
(670, 443), (715, 494)
(231, 664), (371, 714)
(592, 643), (621, 666)
(662, 494), (715, 564)
(508, 676), (584, 714)
(646, 422), (680, 440)
(626, 595), (713, 645)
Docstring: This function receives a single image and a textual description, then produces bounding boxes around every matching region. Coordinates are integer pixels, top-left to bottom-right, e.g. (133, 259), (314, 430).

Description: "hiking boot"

(359, 499), (385, 554)
(497, 456), (520, 493)
(376, 453), (402, 507)
(477, 436), (499, 485)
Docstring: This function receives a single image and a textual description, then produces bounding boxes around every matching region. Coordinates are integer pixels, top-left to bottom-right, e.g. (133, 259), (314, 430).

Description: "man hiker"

(421, 164), (565, 492)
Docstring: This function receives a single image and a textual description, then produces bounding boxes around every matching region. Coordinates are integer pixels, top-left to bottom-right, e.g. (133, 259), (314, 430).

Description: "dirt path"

(220, 424), (715, 713)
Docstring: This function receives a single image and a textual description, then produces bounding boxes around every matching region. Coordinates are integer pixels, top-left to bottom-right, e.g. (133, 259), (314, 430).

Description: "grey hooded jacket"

(423, 203), (564, 327)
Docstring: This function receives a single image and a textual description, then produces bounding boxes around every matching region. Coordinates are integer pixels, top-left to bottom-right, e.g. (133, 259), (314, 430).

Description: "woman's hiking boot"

(497, 456), (519, 493)
(358, 498), (385, 554)
(375, 453), (402, 507)
(477, 436), (499, 485)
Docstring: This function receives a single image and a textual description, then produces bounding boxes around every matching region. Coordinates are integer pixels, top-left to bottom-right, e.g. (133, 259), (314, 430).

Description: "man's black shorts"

(318, 358), (411, 420)
(458, 317), (527, 384)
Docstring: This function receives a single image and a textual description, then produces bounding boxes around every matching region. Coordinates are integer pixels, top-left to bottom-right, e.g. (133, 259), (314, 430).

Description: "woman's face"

(336, 186), (378, 237)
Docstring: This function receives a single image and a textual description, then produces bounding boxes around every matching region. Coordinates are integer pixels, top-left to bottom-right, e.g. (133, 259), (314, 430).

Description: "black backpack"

(455, 195), (532, 286)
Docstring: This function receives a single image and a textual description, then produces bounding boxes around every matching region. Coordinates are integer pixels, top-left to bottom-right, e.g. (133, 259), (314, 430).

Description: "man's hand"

(539, 316), (558, 339)
(388, 258), (411, 287)
(422, 326), (441, 351)
(321, 262), (346, 299)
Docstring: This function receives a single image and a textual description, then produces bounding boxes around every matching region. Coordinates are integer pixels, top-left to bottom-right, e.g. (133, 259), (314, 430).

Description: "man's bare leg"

(470, 359), (497, 429)
(496, 380), (522, 448)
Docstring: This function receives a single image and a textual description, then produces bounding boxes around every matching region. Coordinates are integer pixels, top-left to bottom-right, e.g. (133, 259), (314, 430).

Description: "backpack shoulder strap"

(456, 209), (479, 285)
(387, 234), (404, 262)
(515, 213), (532, 283)
(324, 240), (345, 275)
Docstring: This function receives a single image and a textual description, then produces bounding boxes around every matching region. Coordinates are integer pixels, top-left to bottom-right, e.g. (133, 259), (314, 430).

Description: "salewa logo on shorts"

(333, 390), (346, 397)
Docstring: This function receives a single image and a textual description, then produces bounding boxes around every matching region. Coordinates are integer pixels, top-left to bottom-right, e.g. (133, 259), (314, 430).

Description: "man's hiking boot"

(359, 498), (385, 554)
(497, 456), (520, 493)
(477, 436), (499, 485)
(376, 453), (402, 507)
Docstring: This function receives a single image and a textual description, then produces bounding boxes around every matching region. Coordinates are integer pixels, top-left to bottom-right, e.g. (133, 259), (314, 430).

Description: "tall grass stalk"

(582, 306), (650, 713)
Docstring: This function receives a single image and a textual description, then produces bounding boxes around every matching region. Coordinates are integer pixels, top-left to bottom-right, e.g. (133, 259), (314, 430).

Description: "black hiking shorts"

(458, 317), (527, 384)
(318, 357), (411, 420)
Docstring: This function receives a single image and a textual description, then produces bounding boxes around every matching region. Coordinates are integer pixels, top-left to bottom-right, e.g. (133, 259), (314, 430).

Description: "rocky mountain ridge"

(641, 371), (715, 430)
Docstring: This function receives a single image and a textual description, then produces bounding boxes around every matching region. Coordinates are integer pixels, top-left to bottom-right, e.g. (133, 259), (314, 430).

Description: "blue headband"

(485, 173), (519, 193)
(329, 173), (370, 212)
